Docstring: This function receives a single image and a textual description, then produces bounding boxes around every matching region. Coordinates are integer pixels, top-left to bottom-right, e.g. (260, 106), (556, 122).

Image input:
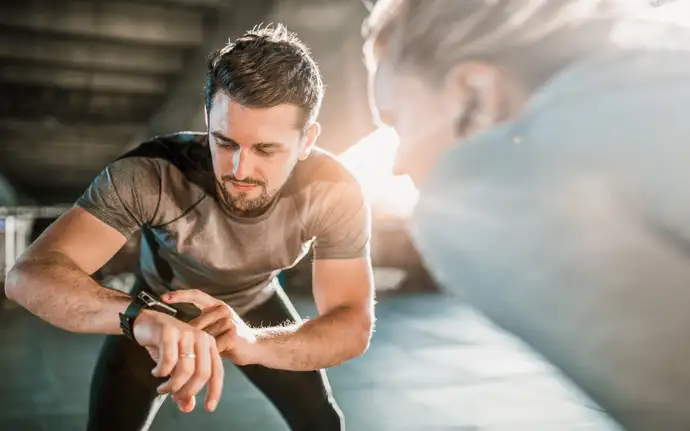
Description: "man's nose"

(232, 149), (254, 180)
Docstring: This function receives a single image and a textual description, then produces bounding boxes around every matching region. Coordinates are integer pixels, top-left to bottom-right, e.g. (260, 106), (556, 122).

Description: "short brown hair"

(205, 24), (324, 128)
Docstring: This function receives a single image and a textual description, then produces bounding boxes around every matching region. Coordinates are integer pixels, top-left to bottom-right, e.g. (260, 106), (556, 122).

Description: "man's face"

(367, 42), (510, 187)
(368, 52), (461, 186)
(207, 92), (315, 215)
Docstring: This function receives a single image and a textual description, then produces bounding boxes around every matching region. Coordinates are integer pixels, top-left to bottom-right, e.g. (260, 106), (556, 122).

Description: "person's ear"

(204, 105), (209, 128)
(299, 122), (321, 160)
(443, 61), (508, 137)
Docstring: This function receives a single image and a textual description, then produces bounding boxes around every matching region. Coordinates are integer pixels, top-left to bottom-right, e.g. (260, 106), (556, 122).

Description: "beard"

(217, 177), (276, 215)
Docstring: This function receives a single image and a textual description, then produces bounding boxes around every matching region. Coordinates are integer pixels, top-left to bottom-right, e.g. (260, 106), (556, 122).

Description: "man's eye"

(218, 142), (238, 150)
(256, 147), (274, 156)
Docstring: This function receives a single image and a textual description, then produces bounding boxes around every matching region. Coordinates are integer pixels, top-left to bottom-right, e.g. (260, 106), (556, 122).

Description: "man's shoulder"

(284, 147), (367, 224)
(113, 131), (213, 194)
(291, 147), (361, 187)
(118, 132), (209, 164)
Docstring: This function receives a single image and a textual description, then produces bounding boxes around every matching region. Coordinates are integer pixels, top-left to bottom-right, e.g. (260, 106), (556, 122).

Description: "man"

(5, 24), (375, 431)
(363, 1), (690, 430)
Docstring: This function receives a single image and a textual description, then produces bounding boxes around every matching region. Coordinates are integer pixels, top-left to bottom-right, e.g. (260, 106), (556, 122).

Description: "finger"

(205, 340), (224, 412)
(162, 289), (218, 310)
(151, 326), (178, 378)
(157, 331), (195, 394)
(188, 305), (228, 331)
(174, 332), (212, 403)
(204, 317), (234, 337)
(174, 394), (196, 413)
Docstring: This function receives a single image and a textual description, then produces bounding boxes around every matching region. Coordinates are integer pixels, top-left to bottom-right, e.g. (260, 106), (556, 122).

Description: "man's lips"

(230, 181), (258, 192)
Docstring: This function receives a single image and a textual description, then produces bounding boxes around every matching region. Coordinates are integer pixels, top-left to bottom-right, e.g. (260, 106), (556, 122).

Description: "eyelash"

(218, 143), (274, 157)
(256, 148), (273, 156)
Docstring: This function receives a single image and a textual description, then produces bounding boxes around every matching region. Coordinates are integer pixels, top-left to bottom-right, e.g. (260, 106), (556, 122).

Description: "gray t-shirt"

(77, 132), (370, 314)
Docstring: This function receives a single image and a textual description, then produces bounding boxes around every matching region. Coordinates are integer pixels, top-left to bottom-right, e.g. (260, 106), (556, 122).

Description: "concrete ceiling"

(0, 0), (234, 204)
(0, 0), (370, 206)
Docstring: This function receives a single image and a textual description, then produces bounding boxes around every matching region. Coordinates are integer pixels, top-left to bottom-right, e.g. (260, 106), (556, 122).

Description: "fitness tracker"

(118, 291), (178, 341)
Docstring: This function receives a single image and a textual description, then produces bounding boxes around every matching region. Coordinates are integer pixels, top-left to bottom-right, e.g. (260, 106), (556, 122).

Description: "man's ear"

(300, 122), (321, 160)
(443, 61), (510, 137)
(204, 106), (209, 128)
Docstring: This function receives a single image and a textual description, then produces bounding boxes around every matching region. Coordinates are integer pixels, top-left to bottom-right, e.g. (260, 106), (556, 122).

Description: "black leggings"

(86, 292), (344, 431)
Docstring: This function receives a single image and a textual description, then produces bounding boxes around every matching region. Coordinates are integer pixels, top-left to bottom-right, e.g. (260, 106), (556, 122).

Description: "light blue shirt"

(411, 47), (690, 431)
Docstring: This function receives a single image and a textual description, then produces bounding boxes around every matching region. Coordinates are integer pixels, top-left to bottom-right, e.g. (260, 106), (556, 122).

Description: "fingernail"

(207, 400), (217, 412)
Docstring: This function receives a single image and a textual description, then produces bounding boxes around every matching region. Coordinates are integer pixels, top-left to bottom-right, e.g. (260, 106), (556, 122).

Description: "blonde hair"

(362, 0), (674, 87)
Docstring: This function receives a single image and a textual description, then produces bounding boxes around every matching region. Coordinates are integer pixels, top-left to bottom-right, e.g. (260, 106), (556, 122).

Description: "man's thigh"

(238, 291), (344, 431)
(87, 334), (168, 431)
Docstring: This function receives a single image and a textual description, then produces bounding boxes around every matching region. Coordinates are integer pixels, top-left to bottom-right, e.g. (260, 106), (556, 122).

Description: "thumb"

(161, 289), (218, 310)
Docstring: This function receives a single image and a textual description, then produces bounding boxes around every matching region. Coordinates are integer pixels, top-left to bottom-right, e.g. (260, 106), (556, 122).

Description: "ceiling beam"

(0, 83), (162, 124)
(137, 0), (225, 7)
(0, 32), (185, 75)
(1, 144), (126, 180)
(0, 119), (147, 139)
(0, 0), (204, 47)
(0, 64), (169, 94)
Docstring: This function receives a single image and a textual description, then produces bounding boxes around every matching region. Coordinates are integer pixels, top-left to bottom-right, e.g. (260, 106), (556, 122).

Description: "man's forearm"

(5, 252), (131, 334)
(246, 306), (373, 371)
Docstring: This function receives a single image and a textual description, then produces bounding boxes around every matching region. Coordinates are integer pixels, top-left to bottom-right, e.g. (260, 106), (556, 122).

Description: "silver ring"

(180, 353), (196, 359)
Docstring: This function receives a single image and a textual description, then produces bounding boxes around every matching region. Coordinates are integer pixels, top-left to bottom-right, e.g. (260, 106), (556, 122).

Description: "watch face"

(137, 291), (177, 316)
(138, 291), (160, 307)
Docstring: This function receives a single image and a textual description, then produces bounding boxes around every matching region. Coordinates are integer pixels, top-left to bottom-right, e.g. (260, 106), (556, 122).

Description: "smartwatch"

(119, 291), (178, 341)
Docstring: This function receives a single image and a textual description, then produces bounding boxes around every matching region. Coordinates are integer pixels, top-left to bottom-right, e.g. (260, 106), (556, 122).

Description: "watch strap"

(118, 291), (179, 341)
(119, 297), (146, 341)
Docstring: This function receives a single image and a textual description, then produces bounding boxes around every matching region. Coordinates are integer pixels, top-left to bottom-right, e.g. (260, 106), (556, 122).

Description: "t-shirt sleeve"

(75, 157), (162, 239)
(312, 181), (372, 260)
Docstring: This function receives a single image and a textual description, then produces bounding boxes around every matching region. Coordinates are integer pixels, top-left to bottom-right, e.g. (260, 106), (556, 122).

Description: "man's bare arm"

(4, 207), (132, 334)
(5, 206), (226, 411)
(246, 257), (376, 371)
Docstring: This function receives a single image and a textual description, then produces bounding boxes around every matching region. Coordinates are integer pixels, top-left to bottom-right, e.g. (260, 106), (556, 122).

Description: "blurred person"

(363, 1), (690, 430)
(5, 24), (375, 431)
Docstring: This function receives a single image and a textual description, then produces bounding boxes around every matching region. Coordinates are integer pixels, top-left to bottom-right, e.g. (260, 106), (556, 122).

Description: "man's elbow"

(4, 263), (26, 303)
(350, 309), (375, 358)
(4, 257), (45, 306)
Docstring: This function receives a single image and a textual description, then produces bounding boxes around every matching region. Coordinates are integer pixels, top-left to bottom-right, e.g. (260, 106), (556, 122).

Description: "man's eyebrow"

(211, 131), (286, 149)
(255, 142), (285, 149)
(211, 131), (236, 144)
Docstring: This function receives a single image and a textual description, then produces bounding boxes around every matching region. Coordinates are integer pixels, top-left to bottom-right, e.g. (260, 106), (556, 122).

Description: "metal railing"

(1, 205), (72, 278)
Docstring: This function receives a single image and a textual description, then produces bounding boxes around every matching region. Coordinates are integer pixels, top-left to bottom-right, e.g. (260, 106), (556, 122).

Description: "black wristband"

(118, 292), (178, 341)
(119, 297), (146, 341)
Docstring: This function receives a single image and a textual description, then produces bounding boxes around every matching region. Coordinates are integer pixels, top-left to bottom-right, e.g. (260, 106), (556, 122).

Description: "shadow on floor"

(0, 291), (621, 430)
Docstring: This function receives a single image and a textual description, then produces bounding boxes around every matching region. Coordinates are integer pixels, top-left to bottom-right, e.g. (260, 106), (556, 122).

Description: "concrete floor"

(0, 292), (623, 430)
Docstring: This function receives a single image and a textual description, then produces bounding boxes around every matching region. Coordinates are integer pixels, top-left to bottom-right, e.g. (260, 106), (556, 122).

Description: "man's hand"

(132, 309), (225, 413)
(161, 290), (258, 365)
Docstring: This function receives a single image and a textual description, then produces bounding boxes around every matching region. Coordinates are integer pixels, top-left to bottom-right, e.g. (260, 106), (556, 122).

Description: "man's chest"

(151, 200), (313, 275)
